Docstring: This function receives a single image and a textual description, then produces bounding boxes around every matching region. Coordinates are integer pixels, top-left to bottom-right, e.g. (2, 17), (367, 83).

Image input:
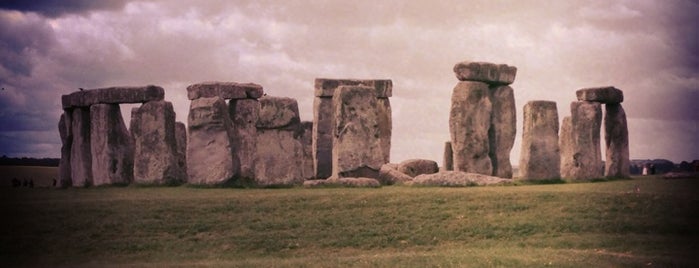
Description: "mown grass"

(1, 169), (698, 267)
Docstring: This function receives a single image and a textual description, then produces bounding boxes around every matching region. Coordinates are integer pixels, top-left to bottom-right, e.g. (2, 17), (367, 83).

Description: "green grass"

(1, 169), (698, 267)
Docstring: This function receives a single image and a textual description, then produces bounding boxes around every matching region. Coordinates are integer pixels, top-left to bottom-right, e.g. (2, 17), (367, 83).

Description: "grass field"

(1, 166), (698, 267)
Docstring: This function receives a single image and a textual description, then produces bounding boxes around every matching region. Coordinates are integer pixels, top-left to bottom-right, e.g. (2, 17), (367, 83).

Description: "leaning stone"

(229, 98), (259, 180)
(58, 112), (72, 187)
(560, 101), (603, 180)
(378, 164), (413, 185)
(412, 171), (512, 187)
(70, 107), (92, 187)
(175, 121), (187, 175)
(519, 101), (560, 180)
(256, 96), (301, 129)
(488, 85), (516, 178)
(576, 86), (623, 104)
(604, 103), (630, 178)
(443, 141), (453, 171)
(186, 82), (264, 100)
(398, 159), (439, 177)
(449, 81), (492, 175)
(254, 128), (305, 186)
(132, 101), (185, 185)
(62, 85), (164, 108)
(312, 96), (334, 179)
(332, 86), (384, 179)
(90, 104), (134, 186)
(314, 78), (392, 98)
(453, 61), (517, 85)
(187, 97), (237, 185)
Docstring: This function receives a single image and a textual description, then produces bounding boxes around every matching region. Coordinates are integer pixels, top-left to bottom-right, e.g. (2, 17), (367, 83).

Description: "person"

(53, 178), (57, 187)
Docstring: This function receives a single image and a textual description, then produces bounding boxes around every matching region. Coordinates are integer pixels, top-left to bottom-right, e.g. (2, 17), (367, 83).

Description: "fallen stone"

(90, 104), (134, 186)
(453, 61), (517, 85)
(303, 177), (381, 188)
(62, 85), (164, 108)
(186, 82), (264, 100)
(187, 97), (237, 185)
(449, 81), (492, 175)
(256, 96), (301, 129)
(58, 112), (72, 187)
(576, 86), (623, 104)
(314, 78), (392, 98)
(412, 171), (512, 187)
(378, 164), (413, 185)
(560, 101), (603, 180)
(443, 141), (453, 171)
(70, 107), (92, 187)
(398, 159), (439, 177)
(488, 85), (516, 178)
(604, 103), (630, 178)
(229, 98), (259, 180)
(175, 121), (187, 175)
(132, 101), (185, 185)
(519, 101), (560, 180)
(254, 128), (305, 186)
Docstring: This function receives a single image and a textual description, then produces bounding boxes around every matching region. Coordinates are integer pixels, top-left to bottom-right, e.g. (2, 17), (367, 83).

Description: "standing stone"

(488, 85), (516, 178)
(70, 107), (91, 187)
(312, 96), (334, 179)
(254, 96), (304, 186)
(443, 141), (453, 171)
(58, 112), (72, 187)
(132, 100), (185, 185)
(449, 81), (492, 175)
(229, 99), (259, 180)
(519, 101), (560, 180)
(90, 104), (134, 186)
(377, 97), (392, 164)
(187, 97), (237, 185)
(332, 86), (384, 179)
(604, 103), (630, 178)
(175, 122), (187, 176)
(299, 121), (314, 180)
(560, 101), (603, 180)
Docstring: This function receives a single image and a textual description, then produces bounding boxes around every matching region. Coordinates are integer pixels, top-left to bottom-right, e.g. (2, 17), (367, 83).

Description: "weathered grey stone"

(175, 121), (187, 176)
(488, 85), (516, 178)
(314, 78), (392, 98)
(61, 85), (164, 108)
(398, 159), (439, 177)
(229, 99), (259, 180)
(604, 103), (630, 178)
(560, 101), (603, 180)
(453, 61), (517, 85)
(576, 86), (623, 104)
(132, 100), (185, 185)
(299, 121), (314, 180)
(90, 104), (134, 186)
(332, 86), (384, 179)
(186, 82), (264, 100)
(378, 163), (413, 185)
(377, 97), (392, 164)
(449, 81), (492, 175)
(303, 177), (381, 188)
(443, 141), (453, 171)
(256, 96), (300, 129)
(312, 96), (334, 179)
(519, 101), (560, 180)
(254, 128), (305, 186)
(412, 171), (512, 187)
(187, 97), (237, 185)
(70, 107), (91, 187)
(58, 112), (72, 187)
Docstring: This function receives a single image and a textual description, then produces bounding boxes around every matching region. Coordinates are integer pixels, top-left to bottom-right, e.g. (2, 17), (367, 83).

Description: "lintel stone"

(61, 85), (164, 108)
(314, 78), (392, 98)
(186, 81), (264, 100)
(453, 61), (517, 85)
(576, 86), (623, 104)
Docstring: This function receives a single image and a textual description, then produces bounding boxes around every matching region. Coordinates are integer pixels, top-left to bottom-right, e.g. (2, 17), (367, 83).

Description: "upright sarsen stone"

(90, 104), (134, 186)
(604, 103), (630, 178)
(443, 141), (453, 171)
(187, 97), (237, 185)
(229, 99), (259, 180)
(299, 121), (314, 180)
(254, 96), (304, 186)
(312, 96), (334, 179)
(560, 101), (603, 180)
(175, 121), (187, 175)
(488, 85), (516, 178)
(58, 112), (72, 187)
(70, 107), (91, 187)
(449, 81), (492, 175)
(377, 97), (392, 164)
(519, 101), (560, 180)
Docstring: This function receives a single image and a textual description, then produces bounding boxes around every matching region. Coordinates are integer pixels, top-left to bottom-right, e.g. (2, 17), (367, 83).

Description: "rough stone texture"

(70, 107), (92, 187)
(175, 121), (187, 176)
(560, 101), (603, 180)
(377, 97), (392, 164)
(488, 85), (516, 178)
(299, 121), (314, 180)
(449, 81), (493, 175)
(186, 82), (263, 100)
(303, 177), (381, 188)
(314, 78), (392, 98)
(604, 103), (630, 178)
(90, 104), (134, 186)
(187, 97), (237, 185)
(229, 98), (259, 180)
(398, 159), (439, 177)
(254, 129), (305, 186)
(257, 96), (300, 129)
(132, 100), (185, 185)
(312, 96), (334, 179)
(62, 85), (164, 108)
(519, 101), (560, 180)
(58, 112), (72, 187)
(576, 86), (623, 104)
(443, 141), (453, 171)
(453, 61), (517, 85)
(378, 164), (413, 185)
(412, 171), (512, 187)
(332, 86), (384, 179)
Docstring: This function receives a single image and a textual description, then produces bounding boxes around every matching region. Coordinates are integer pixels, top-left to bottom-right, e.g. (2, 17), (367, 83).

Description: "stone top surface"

(61, 85), (164, 108)
(187, 81), (264, 100)
(576, 86), (623, 104)
(453, 61), (517, 85)
(314, 78), (392, 98)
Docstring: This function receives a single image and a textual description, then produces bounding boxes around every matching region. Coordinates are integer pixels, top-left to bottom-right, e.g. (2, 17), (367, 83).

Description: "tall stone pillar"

(560, 101), (603, 180)
(70, 107), (92, 187)
(604, 103), (630, 178)
(229, 99), (259, 180)
(90, 103), (134, 186)
(186, 97), (237, 185)
(519, 101), (560, 180)
(57, 112), (72, 187)
(489, 85), (516, 178)
(132, 100), (184, 185)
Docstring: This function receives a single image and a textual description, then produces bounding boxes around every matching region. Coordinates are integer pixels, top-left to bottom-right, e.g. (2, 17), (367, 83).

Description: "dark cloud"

(0, 0), (130, 18)
(0, 12), (55, 78)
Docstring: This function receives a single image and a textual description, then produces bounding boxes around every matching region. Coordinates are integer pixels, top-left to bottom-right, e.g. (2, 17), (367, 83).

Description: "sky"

(0, 0), (697, 165)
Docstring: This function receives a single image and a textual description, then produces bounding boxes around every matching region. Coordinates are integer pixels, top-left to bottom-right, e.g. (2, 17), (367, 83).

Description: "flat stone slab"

(453, 61), (517, 85)
(314, 78), (392, 98)
(62, 85), (164, 108)
(412, 171), (512, 187)
(576, 86), (623, 103)
(186, 82), (264, 100)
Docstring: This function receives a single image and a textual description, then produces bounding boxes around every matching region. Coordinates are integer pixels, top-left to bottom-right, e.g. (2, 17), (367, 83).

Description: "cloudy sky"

(0, 0), (697, 165)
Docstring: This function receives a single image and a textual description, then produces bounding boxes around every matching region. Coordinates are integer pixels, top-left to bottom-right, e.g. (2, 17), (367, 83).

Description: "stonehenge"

(90, 103), (133, 186)
(518, 101), (560, 180)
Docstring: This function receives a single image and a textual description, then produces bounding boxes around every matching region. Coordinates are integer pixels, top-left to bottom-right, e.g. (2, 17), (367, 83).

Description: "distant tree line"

(0, 156), (59, 167)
